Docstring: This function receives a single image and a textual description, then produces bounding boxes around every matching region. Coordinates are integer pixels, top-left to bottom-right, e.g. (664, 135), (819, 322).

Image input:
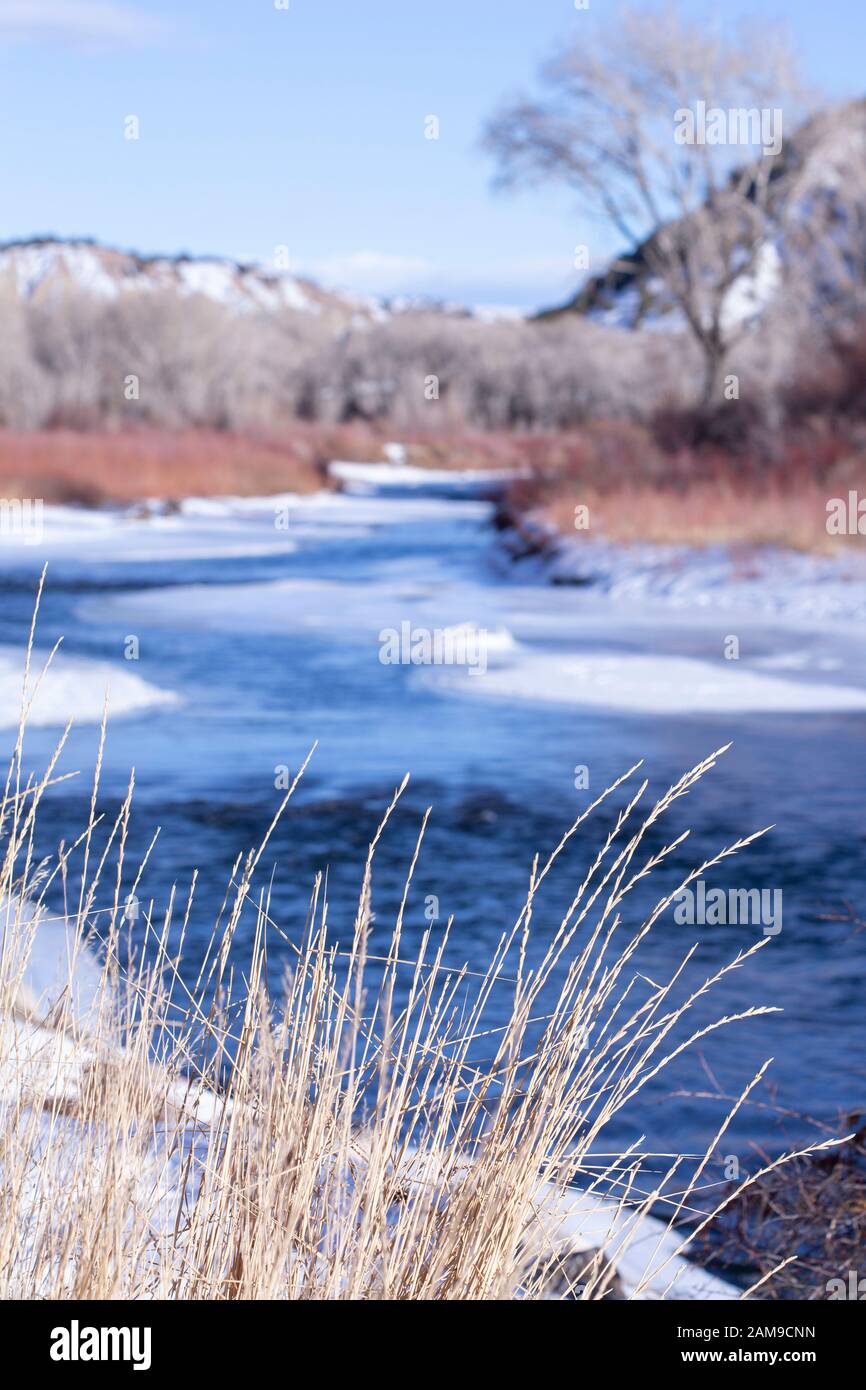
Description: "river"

(1, 471), (864, 1177)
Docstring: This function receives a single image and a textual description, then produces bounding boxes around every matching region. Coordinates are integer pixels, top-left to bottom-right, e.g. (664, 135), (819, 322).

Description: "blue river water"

(1, 482), (864, 1181)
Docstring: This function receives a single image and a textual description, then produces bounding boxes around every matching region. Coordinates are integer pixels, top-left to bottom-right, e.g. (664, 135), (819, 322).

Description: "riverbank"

(494, 496), (866, 630)
(0, 426), (525, 507)
(4, 423), (865, 558)
(0, 425), (377, 506)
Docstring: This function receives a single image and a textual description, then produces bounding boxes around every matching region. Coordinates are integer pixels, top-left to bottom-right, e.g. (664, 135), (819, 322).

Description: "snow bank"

(420, 649), (866, 715)
(2, 895), (103, 1030)
(328, 459), (523, 500)
(541, 534), (866, 629)
(354, 1137), (738, 1301)
(0, 500), (298, 566)
(0, 647), (178, 730)
(528, 1179), (737, 1300)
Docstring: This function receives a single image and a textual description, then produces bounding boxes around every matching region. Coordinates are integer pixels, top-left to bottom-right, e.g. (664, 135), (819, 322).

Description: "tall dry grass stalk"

(0, 587), (842, 1300)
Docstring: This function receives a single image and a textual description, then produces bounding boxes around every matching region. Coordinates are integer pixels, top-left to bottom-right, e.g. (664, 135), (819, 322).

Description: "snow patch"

(0, 241), (327, 318)
(0, 647), (178, 730)
(328, 459), (523, 500)
(420, 650), (866, 715)
(542, 535), (866, 629)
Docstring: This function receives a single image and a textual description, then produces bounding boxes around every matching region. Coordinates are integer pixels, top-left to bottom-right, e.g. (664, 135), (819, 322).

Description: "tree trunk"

(700, 345), (726, 409)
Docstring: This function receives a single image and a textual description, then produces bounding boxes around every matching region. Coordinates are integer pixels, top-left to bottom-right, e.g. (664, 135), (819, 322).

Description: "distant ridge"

(0, 235), (383, 326)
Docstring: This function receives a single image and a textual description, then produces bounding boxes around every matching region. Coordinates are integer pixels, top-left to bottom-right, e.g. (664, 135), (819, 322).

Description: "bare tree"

(484, 5), (805, 406)
(0, 289), (51, 428)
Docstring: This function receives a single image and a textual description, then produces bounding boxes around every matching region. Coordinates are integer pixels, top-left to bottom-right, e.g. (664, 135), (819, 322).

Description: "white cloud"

(0, 1), (167, 45)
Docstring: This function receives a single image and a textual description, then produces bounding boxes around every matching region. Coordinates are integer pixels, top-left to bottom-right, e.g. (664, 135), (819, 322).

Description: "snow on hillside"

(0, 238), (380, 322)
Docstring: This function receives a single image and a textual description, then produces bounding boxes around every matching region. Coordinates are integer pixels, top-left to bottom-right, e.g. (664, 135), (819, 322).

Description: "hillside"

(539, 99), (866, 332)
(0, 236), (382, 328)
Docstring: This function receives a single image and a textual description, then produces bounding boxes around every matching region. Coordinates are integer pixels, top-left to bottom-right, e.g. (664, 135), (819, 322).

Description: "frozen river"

(1, 473), (865, 1174)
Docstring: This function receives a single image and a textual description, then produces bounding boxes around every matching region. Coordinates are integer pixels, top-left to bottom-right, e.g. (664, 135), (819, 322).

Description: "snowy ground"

(529, 529), (866, 630)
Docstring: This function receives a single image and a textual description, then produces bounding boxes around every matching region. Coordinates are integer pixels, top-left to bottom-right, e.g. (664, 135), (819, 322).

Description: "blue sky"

(0, 0), (862, 310)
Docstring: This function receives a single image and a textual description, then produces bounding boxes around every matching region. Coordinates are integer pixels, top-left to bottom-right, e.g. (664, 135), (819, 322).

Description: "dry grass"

(371, 421), (866, 555)
(0, 425), (536, 509)
(0, 588), (842, 1300)
(1, 422), (863, 559)
(0, 425), (390, 507)
(542, 481), (848, 553)
(691, 1127), (866, 1300)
